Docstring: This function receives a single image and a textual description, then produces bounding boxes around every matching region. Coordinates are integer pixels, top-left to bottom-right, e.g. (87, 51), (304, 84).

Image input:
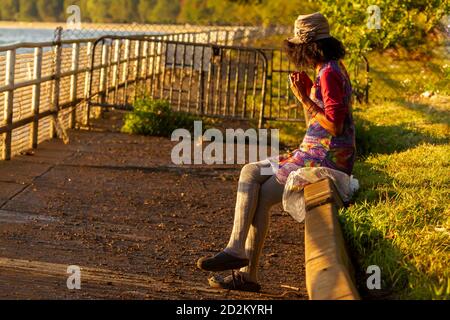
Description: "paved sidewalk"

(0, 114), (307, 300)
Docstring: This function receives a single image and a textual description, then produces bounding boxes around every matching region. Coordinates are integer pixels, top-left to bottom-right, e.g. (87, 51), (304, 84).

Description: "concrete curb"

(304, 178), (360, 300)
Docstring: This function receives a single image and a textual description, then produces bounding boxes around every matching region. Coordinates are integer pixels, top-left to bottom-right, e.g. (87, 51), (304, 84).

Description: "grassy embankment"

(274, 49), (449, 299)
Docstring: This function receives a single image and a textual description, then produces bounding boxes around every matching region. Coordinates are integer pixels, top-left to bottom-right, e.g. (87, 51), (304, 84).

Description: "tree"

(318, 0), (449, 54)
(149, 0), (181, 23)
(109, 0), (138, 23)
(17, 0), (38, 21)
(85, 0), (112, 23)
(137, 0), (157, 23)
(257, 0), (317, 26)
(177, 0), (211, 24)
(36, 0), (64, 21)
(0, 0), (19, 21)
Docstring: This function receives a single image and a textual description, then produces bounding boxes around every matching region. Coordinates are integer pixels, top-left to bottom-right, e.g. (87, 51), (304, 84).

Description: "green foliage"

(0, 0), (318, 25)
(0, 0), (19, 20)
(149, 0), (180, 23)
(315, 0), (448, 106)
(16, 0), (37, 21)
(0, 0), (446, 45)
(318, 0), (448, 55)
(36, 0), (63, 22)
(85, 0), (112, 23)
(108, 0), (137, 23)
(122, 98), (202, 137)
(137, 0), (157, 23)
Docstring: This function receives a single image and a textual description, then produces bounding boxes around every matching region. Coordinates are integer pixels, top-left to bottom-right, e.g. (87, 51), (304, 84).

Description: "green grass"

(342, 98), (450, 299)
(367, 46), (450, 101)
(122, 98), (206, 137)
(274, 96), (449, 299)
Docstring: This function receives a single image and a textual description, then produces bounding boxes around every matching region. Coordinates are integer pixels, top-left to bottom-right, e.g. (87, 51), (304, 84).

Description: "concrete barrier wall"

(303, 179), (360, 300)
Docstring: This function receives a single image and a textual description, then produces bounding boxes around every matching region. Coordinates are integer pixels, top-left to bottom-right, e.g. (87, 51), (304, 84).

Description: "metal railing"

(0, 30), (371, 161)
(0, 29), (242, 160)
(87, 35), (268, 127)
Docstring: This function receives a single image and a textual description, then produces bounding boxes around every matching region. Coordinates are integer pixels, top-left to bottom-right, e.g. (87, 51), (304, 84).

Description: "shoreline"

(0, 21), (65, 29)
(0, 21), (242, 32)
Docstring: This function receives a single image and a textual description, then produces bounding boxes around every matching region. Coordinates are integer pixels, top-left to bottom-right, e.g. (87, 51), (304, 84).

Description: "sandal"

(197, 252), (249, 272)
(208, 271), (261, 293)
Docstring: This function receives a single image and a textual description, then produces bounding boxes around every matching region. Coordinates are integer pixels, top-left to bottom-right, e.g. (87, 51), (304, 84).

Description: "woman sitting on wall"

(197, 12), (356, 292)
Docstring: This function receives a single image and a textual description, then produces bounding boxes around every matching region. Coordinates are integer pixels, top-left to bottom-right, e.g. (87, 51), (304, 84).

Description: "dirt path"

(0, 113), (307, 300)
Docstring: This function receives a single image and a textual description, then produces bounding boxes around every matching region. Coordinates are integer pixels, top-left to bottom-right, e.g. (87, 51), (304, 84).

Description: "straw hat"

(287, 12), (331, 44)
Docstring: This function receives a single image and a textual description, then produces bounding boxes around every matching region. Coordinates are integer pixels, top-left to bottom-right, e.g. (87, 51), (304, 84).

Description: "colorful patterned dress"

(275, 60), (356, 185)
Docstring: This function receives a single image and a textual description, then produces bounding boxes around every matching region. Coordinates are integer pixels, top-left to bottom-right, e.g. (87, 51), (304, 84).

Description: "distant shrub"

(121, 98), (201, 137)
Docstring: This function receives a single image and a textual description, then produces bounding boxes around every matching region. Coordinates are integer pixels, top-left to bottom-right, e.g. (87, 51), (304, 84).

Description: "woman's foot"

(208, 272), (261, 293)
(197, 252), (249, 272)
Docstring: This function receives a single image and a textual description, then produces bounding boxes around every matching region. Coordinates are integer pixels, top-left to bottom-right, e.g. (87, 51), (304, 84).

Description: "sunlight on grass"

(276, 93), (449, 299)
(341, 97), (450, 299)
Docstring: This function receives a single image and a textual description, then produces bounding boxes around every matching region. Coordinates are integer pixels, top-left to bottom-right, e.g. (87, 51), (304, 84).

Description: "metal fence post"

(31, 47), (43, 148)
(84, 42), (93, 126)
(142, 40), (150, 94)
(112, 39), (121, 105)
(2, 49), (16, 160)
(122, 39), (131, 106)
(99, 41), (109, 106)
(70, 43), (79, 128)
(51, 31), (62, 139)
(134, 40), (142, 101)
(258, 51), (268, 129)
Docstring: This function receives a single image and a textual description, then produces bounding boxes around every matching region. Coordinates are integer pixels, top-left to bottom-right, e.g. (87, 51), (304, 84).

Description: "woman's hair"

(283, 37), (346, 69)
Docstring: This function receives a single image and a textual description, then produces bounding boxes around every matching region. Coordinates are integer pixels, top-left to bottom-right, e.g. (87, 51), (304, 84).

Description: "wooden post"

(70, 43), (79, 129)
(31, 47), (42, 149)
(2, 49), (15, 160)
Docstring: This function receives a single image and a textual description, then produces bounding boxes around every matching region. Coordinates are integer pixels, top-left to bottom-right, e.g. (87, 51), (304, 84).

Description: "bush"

(121, 98), (201, 137)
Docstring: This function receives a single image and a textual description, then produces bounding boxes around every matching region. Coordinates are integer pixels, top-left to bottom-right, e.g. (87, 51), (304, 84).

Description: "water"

(0, 27), (162, 47)
(0, 28), (56, 46)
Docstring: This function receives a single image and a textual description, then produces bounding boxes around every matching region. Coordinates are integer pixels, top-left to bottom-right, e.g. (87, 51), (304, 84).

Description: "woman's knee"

(259, 176), (284, 208)
(239, 163), (261, 183)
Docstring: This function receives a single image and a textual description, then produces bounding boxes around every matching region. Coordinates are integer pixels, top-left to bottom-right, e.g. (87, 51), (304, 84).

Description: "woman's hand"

(289, 72), (312, 103)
